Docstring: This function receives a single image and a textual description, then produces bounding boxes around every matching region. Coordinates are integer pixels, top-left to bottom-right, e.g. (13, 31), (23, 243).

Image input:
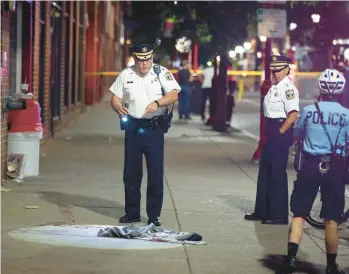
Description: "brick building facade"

(1, 1), (126, 177)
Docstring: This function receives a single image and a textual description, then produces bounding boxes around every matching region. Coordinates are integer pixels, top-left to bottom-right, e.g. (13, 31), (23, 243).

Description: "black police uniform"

(245, 56), (300, 224)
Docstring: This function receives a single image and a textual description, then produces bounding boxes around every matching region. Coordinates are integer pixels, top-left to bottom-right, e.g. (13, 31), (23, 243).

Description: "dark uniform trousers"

(123, 117), (165, 219)
(291, 154), (346, 221)
(254, 118), (293, 220)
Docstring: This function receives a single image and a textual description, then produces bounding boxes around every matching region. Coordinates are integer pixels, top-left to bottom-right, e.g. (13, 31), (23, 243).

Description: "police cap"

(130, 43), (156, 60)
(269, 55), (292, 70)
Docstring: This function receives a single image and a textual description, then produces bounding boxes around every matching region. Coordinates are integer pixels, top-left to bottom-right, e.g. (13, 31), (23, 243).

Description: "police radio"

(153, 65), (174, 133)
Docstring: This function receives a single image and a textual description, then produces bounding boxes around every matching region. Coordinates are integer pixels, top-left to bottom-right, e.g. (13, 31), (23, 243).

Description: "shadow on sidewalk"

(259, 254), (323, 274)
(38, 191), (147, 222)
(218, 194), (254, 214)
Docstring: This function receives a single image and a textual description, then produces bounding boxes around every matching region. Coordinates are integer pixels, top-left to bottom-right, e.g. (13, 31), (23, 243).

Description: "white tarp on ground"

(97, 223), (206, 245)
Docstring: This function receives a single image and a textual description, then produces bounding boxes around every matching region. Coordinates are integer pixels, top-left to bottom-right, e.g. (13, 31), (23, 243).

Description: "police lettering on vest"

(305, 110), (347, 127)
(295, 101), (349, 156)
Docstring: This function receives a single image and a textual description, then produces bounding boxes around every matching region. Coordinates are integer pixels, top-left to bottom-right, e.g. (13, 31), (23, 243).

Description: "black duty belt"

(304, 152), (347, 174)
(304, 153), (346, 162)
(129, 116), (163, 130)
(266, 118), (286, 123)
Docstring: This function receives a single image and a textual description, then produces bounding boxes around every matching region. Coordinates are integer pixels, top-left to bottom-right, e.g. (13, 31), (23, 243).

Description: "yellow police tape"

(85, 70), (322, 77)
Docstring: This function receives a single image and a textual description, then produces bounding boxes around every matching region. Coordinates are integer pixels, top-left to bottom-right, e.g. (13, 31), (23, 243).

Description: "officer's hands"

(145, 102), (158, 113)
(117, 106), (128, 116)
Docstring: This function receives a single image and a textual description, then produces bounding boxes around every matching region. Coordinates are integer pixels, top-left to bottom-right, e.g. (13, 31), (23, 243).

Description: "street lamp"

(243, 42), (252, 51)
(311, 14), (320, 23)
(235, 45), (244, 60)
(344, 48), (349, 61)
(229, 50), (236, 58)
(235, 45), (244, 54)
(289, 22), (297, 31)
(175, 36), (192, 53)
(259, 36), (267, 42)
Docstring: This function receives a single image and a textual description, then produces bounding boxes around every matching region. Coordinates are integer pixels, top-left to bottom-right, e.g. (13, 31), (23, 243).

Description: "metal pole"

(251, 2), (272, 163)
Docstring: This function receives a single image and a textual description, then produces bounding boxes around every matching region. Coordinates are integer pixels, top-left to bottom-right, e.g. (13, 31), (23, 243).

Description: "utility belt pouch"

(153, 65), (174, 134)
(160, 109), (173, 133)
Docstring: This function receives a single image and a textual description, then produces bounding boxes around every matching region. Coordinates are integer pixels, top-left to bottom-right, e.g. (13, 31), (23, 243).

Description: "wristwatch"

(154, 100), (160, 107)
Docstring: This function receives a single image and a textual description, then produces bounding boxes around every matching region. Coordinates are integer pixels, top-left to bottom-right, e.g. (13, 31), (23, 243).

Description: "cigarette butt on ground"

(25, 205), (39, 209)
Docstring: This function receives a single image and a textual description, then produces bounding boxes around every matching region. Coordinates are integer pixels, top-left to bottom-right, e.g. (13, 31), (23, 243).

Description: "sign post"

(251, 6), (287, 163)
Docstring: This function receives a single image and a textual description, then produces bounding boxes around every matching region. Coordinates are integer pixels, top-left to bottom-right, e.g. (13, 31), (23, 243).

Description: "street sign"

(257, 9), (287, 38)
(257, 1), (286, 4)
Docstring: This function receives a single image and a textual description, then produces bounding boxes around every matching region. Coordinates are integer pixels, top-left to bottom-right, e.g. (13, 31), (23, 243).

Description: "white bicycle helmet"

(318, 69), (346, 95)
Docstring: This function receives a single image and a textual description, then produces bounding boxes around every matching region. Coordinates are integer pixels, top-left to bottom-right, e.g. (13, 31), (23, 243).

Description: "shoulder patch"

(165, 72), (173, 81)
(285, 89), (295, 100)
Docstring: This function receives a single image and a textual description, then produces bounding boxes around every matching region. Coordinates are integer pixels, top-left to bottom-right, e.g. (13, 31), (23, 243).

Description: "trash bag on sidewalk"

(97, 223), (206, 245)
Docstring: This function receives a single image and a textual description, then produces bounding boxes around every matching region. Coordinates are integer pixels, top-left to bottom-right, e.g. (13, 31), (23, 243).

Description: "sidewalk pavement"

(1, 94), (348, 274)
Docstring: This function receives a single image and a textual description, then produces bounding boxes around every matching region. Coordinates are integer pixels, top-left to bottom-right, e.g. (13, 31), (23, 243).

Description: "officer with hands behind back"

(279, 69), (348, 274)
(110, 41), (181, 227)
(245, 55), (300, 225)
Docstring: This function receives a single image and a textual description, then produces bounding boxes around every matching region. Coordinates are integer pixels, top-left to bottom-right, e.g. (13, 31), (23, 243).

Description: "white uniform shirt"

(202, 66), (214, 88)
(110, 64), (181, 119)
(263, 76), (300, 118)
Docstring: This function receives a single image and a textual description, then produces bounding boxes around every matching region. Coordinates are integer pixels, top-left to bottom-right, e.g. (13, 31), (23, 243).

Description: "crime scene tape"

(85, 70), (322, 77)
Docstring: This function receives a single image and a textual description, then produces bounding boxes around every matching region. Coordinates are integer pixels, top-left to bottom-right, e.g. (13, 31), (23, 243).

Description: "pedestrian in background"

(245, 55), (299, 225)
(200, 64), (215, 122)
(337, 61), (349, 108)
(226, 65), (237, 127)
(178, 60), (193, 120)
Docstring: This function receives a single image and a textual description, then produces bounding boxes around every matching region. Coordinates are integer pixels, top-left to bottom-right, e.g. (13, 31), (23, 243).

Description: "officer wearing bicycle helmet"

(245, 55), (299, 225)
(280, 69), (348, 274)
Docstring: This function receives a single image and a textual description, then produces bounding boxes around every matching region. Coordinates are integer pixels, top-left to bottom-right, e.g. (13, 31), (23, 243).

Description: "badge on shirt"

(285, 89), (295, 100)
(151, 77), (159, 84)
(274, 92), (278, 96)
(165, 72), (173, 81)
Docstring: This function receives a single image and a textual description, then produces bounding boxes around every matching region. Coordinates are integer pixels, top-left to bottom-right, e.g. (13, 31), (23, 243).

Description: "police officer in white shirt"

(110, 42), (181, 226)
(245, 55), (300, 225)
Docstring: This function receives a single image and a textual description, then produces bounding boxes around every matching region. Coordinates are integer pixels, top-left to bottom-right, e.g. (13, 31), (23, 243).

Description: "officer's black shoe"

(148, 217), (161, 227)
(119, 214), (141, 224)
(277, 256), (297, 273)
(326, 264), (345, 274)
(244, 212), (263, 221)
(262, 218), (289, 225)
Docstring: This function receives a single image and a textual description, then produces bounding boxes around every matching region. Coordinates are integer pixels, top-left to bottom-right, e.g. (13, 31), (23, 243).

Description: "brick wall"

(32, 3), (40, 102)
(74, 1), (80, 104)
(52, 1), (84, 134)
(1, 11), (10, 175)
(42, 1), (52, 139)
(68, 1), (73, 109)
(59, 1), (66, 117)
